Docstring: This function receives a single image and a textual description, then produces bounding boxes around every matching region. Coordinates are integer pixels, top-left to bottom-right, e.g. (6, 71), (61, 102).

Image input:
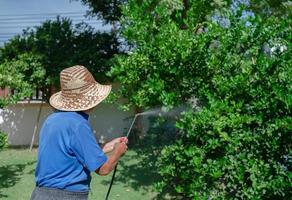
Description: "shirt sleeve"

(70, 122), (108, 172)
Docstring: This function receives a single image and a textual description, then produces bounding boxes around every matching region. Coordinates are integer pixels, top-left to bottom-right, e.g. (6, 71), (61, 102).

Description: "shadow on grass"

(101, 148), (161, 195)
(0, 161), (35, 198)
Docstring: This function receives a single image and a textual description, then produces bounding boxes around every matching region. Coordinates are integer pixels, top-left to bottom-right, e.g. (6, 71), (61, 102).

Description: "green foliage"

(0, 17), (120, 87)
(109, 0), (222, 108)
(0, 131), (8, 150)
(249, 0), (292, 18)
(109, 0), (292, 199)
(77, 0), (126, 23)
(0, 53), (45, 108)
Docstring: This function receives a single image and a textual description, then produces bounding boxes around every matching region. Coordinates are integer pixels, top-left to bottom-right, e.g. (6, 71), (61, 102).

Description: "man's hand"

(113, 142), (128, 156)
(102, 137), (128, 153)
(97, 138), (128, 176)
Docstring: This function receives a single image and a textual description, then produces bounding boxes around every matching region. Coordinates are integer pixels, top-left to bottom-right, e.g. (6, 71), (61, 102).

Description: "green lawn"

(0, 148), (166, 200)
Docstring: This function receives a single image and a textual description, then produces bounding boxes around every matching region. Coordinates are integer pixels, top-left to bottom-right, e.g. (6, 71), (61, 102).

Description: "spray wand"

(105, 113), (140, 200)
(104, 106), (184, 199)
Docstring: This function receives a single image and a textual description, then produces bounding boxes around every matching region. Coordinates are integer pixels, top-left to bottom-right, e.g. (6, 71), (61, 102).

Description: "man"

(31, 65), (128, 200)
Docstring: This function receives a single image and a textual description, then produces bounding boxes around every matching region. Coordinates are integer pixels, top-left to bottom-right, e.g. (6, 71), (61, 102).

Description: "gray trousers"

(30, 187), (89, 200)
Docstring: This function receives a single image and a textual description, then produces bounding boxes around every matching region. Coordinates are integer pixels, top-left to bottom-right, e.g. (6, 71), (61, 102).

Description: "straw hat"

(49, 65), (111, 111)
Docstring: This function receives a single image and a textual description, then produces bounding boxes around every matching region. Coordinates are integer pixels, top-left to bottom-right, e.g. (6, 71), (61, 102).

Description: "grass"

(0, 148), (164, 200)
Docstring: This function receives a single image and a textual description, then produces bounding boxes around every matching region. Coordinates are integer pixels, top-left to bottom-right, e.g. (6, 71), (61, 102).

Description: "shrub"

(157, 14), (291, 200)
(110, 1), (292, 199)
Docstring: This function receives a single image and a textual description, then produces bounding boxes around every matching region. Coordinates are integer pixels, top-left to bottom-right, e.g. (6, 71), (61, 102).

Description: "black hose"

(105, 164), (118, 200)
(104, 114), (138, 200)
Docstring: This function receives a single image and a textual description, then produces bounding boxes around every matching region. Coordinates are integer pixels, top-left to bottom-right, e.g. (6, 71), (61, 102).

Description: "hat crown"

(50, 65), (112, 111)
(60, 65), (95, 92)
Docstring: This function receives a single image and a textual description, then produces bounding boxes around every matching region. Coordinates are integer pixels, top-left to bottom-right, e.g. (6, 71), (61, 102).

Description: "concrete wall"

(0, 102), (135, 146)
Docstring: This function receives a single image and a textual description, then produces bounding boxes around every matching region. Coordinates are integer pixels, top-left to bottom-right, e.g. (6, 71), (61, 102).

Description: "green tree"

(109, 0), (291, 199)
(109, 0), (225, 109)
(77, 0), (126, 23)
(0, 17), (120, 88)
(0, 53), (45, 108)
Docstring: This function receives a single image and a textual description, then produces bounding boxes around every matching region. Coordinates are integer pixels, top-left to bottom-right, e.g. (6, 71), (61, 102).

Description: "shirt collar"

(55, 110), (89, 120)
(77, 111), (89, 120)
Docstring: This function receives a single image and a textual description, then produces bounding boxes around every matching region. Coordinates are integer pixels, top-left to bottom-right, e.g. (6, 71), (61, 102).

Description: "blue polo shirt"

(35, 111), (108, 192)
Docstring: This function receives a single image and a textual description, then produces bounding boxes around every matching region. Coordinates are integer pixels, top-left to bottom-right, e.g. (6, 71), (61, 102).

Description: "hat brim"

(49, 83), (112, 111)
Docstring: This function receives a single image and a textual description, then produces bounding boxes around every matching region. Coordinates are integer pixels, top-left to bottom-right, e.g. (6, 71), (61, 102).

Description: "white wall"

(0, 102), (135, 146)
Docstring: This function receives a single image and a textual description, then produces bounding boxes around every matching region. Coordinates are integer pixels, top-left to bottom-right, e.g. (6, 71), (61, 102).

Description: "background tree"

(0, 17), (120, 90)
(77, 0), (126, 23)
(108, 0), (291, 199)
(0, 53), (45, 108)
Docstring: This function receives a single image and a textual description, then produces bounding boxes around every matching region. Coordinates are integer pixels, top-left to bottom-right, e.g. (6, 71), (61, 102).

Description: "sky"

(0, 0), (111, 46)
